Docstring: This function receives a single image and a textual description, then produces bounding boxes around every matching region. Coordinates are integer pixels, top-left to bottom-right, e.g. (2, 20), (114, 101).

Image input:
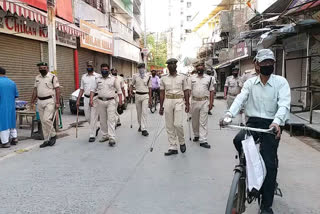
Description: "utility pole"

(143, 0), (147, 67)
(47, 0), (57, 74)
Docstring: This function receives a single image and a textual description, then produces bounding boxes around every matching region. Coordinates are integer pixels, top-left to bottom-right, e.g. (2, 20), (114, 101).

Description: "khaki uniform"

(160, 73), (190, 150)
(190, 74), (215, 143)
(114, 75), (124, 124)
(225, 75), (241, 108)
(34, 72), (59, 140)
(240, 69), (257, 87)
(132, 73), (151, 131)
(80, 72), (101, 138)
(92, 75), (121, 141)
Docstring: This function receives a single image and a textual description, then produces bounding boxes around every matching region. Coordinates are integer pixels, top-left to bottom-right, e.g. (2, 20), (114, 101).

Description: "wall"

(310, 35), (320, 109)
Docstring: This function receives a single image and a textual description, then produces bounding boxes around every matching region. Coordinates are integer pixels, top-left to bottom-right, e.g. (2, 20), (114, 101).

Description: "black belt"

(84, 93), (98, 98)
(98, 97), (114, 101)
(38, 96), (52, 100)
(136, 92), (149, 95)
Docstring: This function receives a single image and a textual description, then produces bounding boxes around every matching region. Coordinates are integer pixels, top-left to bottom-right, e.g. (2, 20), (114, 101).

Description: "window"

(187, 16), (191, 21)
(187, 2), (191, 8)
(180, 0), (184, 2)
(83, 0), (105, 13)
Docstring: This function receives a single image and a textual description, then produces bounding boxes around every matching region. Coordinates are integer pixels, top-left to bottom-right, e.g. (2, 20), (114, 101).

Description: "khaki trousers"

(115, 96), (120, 124)
(164, 98), (185, 150)
(38, 98), (56, 140)
(98, 99), (116, 140)
(84, 97), (99, 138)
(227, 95), (236, 109)
(135, 94), (149, 131)
(191, 99), (209, 143)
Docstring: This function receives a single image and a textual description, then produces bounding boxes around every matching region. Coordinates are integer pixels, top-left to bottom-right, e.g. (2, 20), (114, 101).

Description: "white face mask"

(139, 68), (145, 74)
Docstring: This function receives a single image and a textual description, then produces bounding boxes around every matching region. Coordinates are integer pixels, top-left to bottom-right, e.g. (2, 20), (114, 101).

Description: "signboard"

(114, 39), (140, 62)
(0, 10), (76, 48)
(233, 42), (248, 58)
(80, 20), (113, 55)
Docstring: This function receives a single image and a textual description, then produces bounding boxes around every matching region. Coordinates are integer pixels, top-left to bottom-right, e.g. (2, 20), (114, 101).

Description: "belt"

(136, 92), (149, 95)
(166, 94), (184, 99)
(192, 96), (208, 101)
(84, 93), (98, 98)
(228, 94), (237, 97)
(38, 96), (53, 101)
(98, 97), (114, 101)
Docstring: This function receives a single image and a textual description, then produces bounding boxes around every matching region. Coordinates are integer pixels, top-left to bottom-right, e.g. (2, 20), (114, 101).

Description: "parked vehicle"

(69, 89), (84, 115)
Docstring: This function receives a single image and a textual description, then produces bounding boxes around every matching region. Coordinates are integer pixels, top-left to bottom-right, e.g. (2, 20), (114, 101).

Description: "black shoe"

(164, 149), (178, 156)
(116, 123), (121, 127)
(1, 143), (11, 148)
(200, 142), (211, 149)
(109, 140), (116, 147)
(40, 141), (50, 148)
(96, 127), (100, 137)
(89, 137), (95, 142)
(260, 207), (274, 214)
(180, 144), (186, 153)
(193, 137), (199, 142)
(208, 111), (212, 115)
(10, 138), (18, 145)
(138, 126), (141, 132)
(48, 136), (57, 146)
(142, 130), (149, 136)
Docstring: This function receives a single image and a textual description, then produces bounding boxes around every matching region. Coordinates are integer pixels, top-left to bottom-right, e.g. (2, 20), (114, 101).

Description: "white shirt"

(80, 72), (101, 95)
(228, 74), (291, 126)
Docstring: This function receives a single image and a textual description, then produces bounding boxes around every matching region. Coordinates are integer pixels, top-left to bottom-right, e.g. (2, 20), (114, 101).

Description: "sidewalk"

(0, 106), (85, 159)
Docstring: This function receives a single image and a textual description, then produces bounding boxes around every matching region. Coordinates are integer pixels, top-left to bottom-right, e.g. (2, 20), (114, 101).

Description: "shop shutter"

(0, 34), (40, 101)
(43, 44), (75, 98)
(78, 48), (95, 76)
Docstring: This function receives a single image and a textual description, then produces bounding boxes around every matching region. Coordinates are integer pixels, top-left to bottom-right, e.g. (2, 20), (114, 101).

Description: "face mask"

(39, 70), (47, 76)
(87, 68), (93, 72)
(197, 69), (204, 74)
(101, 70), (109, 76)
(233, 73), (238, 77)
(112, 72), (117, 76)
(260, 65), (274, 76)
(139, 68), (145, 74)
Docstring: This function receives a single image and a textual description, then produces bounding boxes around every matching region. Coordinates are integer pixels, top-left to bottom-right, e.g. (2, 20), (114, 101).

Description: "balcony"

(111, 0), (133, 18)
(111, 16), (133, 43)
(133, 0), (141, 15)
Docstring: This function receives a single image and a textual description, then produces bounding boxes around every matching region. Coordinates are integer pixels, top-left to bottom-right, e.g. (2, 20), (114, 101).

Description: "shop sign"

(80, 20), (113, 55)
(233, 42), (248, 58)
(114, 39), (140, 62)
(0, 10), (76, 48)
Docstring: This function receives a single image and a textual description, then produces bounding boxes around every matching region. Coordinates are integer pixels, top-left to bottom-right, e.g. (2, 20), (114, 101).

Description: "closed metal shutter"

(43, 44), (75, 98)
(112, 58), (132, 77)
(78, 48), (95, 76)
(0, 34), (40, 101)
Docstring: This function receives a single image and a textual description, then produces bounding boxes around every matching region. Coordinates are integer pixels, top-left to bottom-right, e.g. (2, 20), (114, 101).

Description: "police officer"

(131, 63), (151, 136)
(159, 58), (190, 156)
(31, 62), (60, 148)
(90, 64), (122, 147)
(76, 61), (101, 142)
(111, 68), (125, 127)
(224, 66), (241, 109)
(190, 63), (215, 149)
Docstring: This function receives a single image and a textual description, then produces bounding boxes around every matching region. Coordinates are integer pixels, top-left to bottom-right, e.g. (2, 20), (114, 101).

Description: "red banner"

(19, 0), (73, 23)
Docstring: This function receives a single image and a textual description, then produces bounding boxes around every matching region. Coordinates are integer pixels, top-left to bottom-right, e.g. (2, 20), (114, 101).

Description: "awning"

(214, 54), (249, 70)
(283, 0), (320, 16)
(0, 0), (85, 37)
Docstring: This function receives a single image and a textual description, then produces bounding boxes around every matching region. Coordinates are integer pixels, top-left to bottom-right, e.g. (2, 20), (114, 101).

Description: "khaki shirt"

(240, 69), (257, 88)
(34, 72), (59, 98)
(225, 75), (241, 96)
(132, 73), (151, 93)
(80, 72), (101, 95)
(91, 75), (121, 98)
(160, 73), (190, 96)
(190, 74), (215, 98)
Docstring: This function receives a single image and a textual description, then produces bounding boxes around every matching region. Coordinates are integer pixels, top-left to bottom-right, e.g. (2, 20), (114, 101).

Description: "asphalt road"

(0, 100), (319, 214)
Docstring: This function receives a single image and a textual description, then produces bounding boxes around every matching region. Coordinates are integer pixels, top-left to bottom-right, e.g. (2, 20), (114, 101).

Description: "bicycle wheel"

(225, 171), (246, 214)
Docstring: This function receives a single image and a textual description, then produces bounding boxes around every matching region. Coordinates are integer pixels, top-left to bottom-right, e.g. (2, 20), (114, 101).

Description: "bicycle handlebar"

(225, 125), (276, 134)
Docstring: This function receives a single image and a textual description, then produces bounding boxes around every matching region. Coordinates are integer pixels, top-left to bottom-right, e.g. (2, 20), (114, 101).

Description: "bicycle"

(150, 89), (159, 113)
(223, 125), (283, 214)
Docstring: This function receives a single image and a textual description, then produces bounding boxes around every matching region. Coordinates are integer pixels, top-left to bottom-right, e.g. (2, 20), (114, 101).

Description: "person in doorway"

(131, 63), (151, 136)
(190, 63), (215, 149)
(90, 64), (122, 147)
(224, 66), (242, 109)
(76, 61), (101, 142)
(0, 67), (19, 148)
(159, 58), (190, 156)
(111, 68), (125, 127)
(222, 49), (291, 214)
(31, 62), (60, 148)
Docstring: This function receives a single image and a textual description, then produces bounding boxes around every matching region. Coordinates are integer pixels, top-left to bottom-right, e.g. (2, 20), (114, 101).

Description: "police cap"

(137, 63), (145, 68)
(166, 58), (178, 64)
(37, 62), (48, 67)
(87, 61), (94, 66)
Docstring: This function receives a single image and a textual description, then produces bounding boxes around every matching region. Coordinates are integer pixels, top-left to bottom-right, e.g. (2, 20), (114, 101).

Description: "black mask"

(87, 68), (93, 72)
(112, 73), (117, 76)
(260, 65), (274, 76)
(197, 69), (204, 74)
(101, 70), (109, 76)
(39, 70), (47, 76)
(233, 73), (238, 77)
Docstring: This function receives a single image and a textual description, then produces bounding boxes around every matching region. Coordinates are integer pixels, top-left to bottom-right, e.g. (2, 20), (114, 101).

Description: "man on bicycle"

(222, 49), (291, 214)
(150, 70), (160, 102)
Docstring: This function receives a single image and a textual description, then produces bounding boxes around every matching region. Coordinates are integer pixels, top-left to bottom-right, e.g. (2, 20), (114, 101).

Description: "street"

(0, 100), (319, 214)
